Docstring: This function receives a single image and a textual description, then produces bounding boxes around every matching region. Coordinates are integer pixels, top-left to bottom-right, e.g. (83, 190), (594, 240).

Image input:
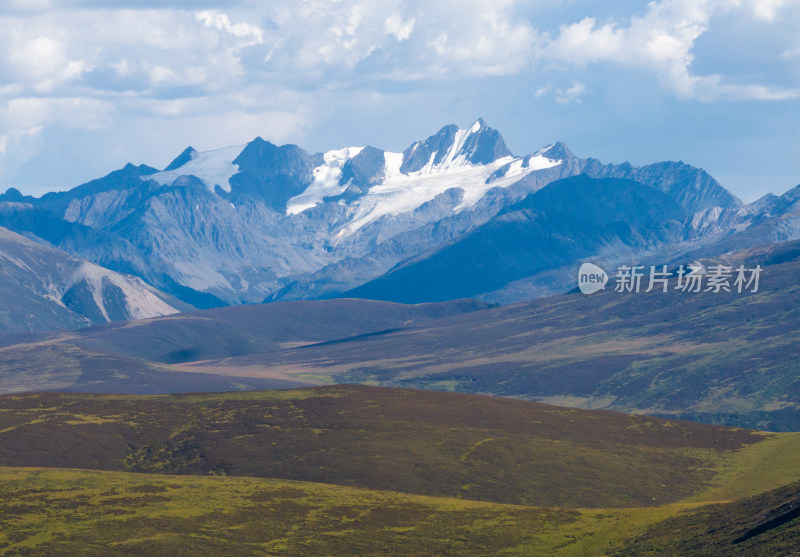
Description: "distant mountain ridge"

(1, 118), (797, 317)
(0, 225), (191, 332)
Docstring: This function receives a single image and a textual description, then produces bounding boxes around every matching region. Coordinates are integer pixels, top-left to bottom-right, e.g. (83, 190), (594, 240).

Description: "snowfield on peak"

(336, 151), (561, 237)
(150, 145), (245, 192)
(284, 121), (563, 236)
(286, 146), (364, 215)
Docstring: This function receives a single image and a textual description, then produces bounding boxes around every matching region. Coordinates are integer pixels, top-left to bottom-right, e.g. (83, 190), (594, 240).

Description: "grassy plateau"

(1, 385), (800, 555)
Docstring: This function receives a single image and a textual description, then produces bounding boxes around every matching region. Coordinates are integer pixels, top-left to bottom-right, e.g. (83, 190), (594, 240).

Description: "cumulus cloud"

(196, 10), (263, 45)
(1, 0), (799, 194)
(747, 0), (799, 21)
(255, 0), (535, 77)
(541, 0), (800, 101)
(384, 14), (415, 41)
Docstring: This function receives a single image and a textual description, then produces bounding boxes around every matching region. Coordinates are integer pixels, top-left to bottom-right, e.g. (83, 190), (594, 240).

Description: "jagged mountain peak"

(400, 118), (512, 174)
(164, 146), (197, 172)
(535, 141), (575, 161)
(121, 162), (159, 174)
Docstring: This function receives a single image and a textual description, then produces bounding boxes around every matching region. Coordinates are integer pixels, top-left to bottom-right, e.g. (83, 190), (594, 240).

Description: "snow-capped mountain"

(0, 225), (190, 332)
(0, 118), (794, 311)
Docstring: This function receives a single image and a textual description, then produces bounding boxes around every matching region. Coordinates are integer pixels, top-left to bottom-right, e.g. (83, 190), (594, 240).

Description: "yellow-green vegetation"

(2, 466), (800, 556)
(0, 467), (583, 556)
(687, 431), (800, 502)
(0, 385), (780, 508)
(3, 386), (800, 555)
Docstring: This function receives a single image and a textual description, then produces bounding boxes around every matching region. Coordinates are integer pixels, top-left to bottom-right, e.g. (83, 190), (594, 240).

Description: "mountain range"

(2, 118), (797, 332)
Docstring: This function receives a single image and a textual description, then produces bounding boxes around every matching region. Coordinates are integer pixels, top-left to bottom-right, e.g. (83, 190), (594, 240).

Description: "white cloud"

(195, 10), (263, 45)
(542, 0), (800, 101)
(747, 0), (800, 21)
(6, 35), (89, 93)
(534, 81), (586, 103)
(384, 14), (415, 41)
(556, 82), (586, 104)
(417, 0), (537, 76)
(256, 0), (535, 77)
(2, 97), (113, 132)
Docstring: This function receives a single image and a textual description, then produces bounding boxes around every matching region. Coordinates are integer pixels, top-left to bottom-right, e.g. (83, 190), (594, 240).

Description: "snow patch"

(335, 156), (516, 237)
(283, 129), (564, 239)
(285, 146), (364, 215)
(335, 149), (561, 238)
(526, 155), (563, 171)
(149, 145), (245, 193)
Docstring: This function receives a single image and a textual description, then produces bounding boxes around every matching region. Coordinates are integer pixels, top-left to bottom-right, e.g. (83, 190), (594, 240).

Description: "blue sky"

(1, 0), (800, 202)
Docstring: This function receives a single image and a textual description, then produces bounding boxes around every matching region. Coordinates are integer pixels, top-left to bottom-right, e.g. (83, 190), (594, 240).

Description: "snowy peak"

(286, 120), (563, 227)
(285, 146), (364, 215)
(337, 146), (386, 198)
(150, 145), (244, 193)
(535, 141), (575, 161)
(400, 119), (513, 174)
(460, 119), (513, 165)
(143, 120), (522, 218)
(229, 138), (322, 211)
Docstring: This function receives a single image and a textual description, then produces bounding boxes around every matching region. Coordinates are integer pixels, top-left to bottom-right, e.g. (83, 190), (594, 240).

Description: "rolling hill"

(2, 385), (800, 555)
(0, 297), (488, 393)
(178, 240), (800, 431)
(0, 385), (772, 508)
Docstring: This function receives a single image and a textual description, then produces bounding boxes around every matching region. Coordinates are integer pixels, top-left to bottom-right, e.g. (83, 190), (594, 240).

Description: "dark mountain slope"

(62, 297), (491, 364)
(194, 240), (800, 430)
(618, 480), (800, 556)
(346, 175), (686, 303)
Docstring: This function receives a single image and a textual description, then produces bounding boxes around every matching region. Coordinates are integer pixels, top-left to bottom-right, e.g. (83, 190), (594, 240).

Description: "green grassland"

(0, 385), (783, 508)
(0, 467), (582, 556)
(2, 467), (800, 556)
(3, 386), (800, 555)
